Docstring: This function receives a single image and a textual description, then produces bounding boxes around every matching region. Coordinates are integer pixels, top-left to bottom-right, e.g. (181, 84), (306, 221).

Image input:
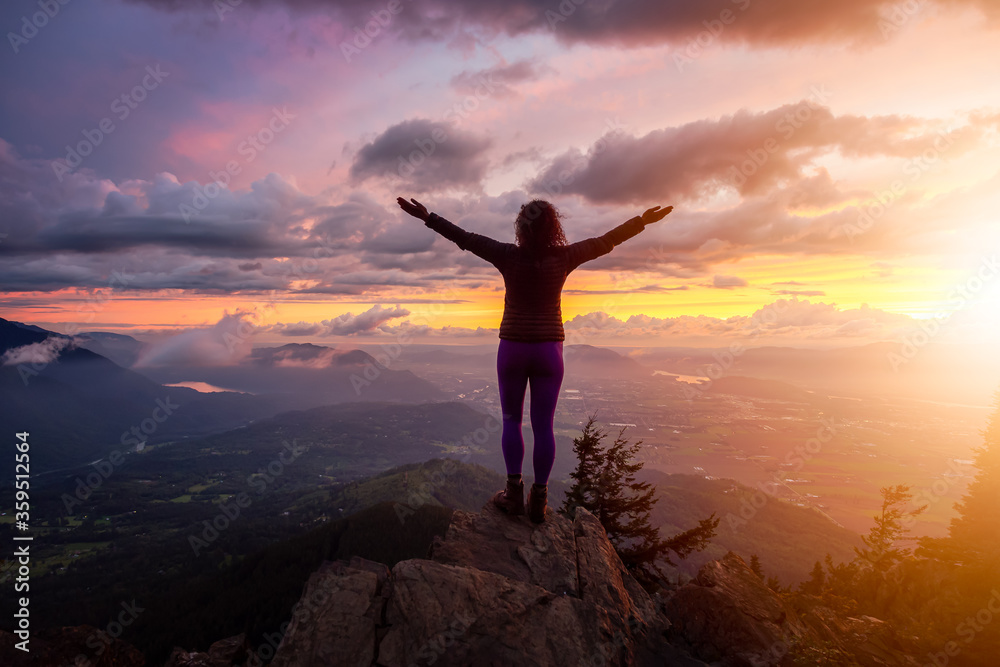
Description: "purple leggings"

(496, 339), (564, 484)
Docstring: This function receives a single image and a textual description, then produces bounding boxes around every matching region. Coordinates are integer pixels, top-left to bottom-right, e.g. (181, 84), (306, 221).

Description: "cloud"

(713, 275), (747, 289)
(133, 311), (258, 367)
(773, 289), (826, 297)
(1, 336), (76, 366)
(257, 346), (351, 368)
(357, 224), (438, 255)
(0, 144), (450, 294)
(0, 113), (993, 304)
(266, 317), (498, 339)
(564, 284), (688, 295)
(563, 298), (914, 340)
(0, 142), (314, 260)
(450, 60), (544, 98)
(125, 0), (1000, 49)
(194, 298), (914, 344)
(526, 101), (982, 204)
(123, 299), (914, 346)
(268, 304), (410, 336)
(377, 321), (498, 338)
(264, 322), (325, 336)
(0, 141), (531, 296)
(349, 118), (492, 193)
(323, 304), (409, 334)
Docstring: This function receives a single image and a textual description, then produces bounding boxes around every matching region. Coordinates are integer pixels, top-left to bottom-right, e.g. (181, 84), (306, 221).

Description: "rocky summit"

(258, 501), (921, 667)
(268, 502), (701, 667)
(13, 500), (921, 666)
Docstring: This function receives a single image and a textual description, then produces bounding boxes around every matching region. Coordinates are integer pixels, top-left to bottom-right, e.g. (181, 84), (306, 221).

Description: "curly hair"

(514, 200), (567, 250)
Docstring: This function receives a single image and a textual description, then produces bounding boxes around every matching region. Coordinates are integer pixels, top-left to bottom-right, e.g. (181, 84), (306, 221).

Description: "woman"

(397, 196), (673, 523)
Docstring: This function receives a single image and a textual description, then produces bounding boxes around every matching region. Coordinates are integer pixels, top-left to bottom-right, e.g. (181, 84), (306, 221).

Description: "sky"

(1, 0), (999, 353)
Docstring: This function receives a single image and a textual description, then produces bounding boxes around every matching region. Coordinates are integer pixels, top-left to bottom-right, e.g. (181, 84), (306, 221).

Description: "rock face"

(271, 503), (705, 667)
(268, 558), (390, 667)
(6, 502), (920, 667)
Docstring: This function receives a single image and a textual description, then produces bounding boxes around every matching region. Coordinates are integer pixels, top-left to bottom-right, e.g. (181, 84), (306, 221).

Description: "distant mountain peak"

(0, 317), (63, 355)
(564, 344), (652, 379)
(10, 320), (62, 335)
(261, 342), (331, 353)
(77, 331), (141, 342)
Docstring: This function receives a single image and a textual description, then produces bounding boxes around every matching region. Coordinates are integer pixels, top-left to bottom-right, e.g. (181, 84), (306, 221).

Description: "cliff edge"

(252, 501), (918, 667)
(263, 502), (700, 667)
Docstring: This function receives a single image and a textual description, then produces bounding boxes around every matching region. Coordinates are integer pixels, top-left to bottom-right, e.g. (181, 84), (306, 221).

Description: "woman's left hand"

(640, 205), (673, 226)
(397, 197), (429, 221)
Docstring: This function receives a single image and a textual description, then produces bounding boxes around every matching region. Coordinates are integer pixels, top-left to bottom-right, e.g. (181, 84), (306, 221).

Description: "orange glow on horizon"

(4, 248), (972, 339)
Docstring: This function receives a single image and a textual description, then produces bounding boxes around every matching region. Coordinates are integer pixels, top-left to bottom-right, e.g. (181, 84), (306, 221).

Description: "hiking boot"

(492, 476), (525, 516)
(526, 483), (547, 523)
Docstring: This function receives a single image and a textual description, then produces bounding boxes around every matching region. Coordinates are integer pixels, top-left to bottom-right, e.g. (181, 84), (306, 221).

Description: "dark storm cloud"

(0, 141), (352, 292)
(0, 140), (521, 294)
(349, 118), (492, 193)
(124, 0), (999, 49)
(0, 146), (319, 259)
(31, 215), (290, 255)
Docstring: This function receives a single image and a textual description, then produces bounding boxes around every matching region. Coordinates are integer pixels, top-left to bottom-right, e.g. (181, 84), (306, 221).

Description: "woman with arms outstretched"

(397, 197), (672, 523)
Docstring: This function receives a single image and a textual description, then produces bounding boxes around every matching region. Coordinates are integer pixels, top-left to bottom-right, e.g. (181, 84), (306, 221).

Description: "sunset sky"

(1, 0), (999, 351)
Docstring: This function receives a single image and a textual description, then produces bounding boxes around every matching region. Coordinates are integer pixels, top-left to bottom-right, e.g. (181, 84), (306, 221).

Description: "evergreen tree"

(920, 389), (1000, 572)
(561, 416), (719, 589)
(561, 417), (603, 516)
(853, 484), (926, 575)
(749, 553), (763, 579)
(800, 560), (826, 595)
(820, 554), (861, 615)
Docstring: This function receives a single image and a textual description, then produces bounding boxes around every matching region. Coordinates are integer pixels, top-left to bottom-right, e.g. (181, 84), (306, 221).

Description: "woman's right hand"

(397, 197), (429, 221)
(639, 205), (673, 226)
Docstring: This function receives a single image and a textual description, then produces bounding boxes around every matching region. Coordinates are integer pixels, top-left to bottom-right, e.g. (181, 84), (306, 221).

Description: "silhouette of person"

(397, 197), (673, 522)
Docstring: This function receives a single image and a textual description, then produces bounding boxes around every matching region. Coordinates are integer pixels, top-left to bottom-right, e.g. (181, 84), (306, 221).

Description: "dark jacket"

(425, 212), (647, 342)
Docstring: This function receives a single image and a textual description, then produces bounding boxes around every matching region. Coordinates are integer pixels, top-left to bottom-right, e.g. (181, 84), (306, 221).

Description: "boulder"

(163, 633), (251, 667)
(271, 503), (705, 666)
(270, 557), (389, 667)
